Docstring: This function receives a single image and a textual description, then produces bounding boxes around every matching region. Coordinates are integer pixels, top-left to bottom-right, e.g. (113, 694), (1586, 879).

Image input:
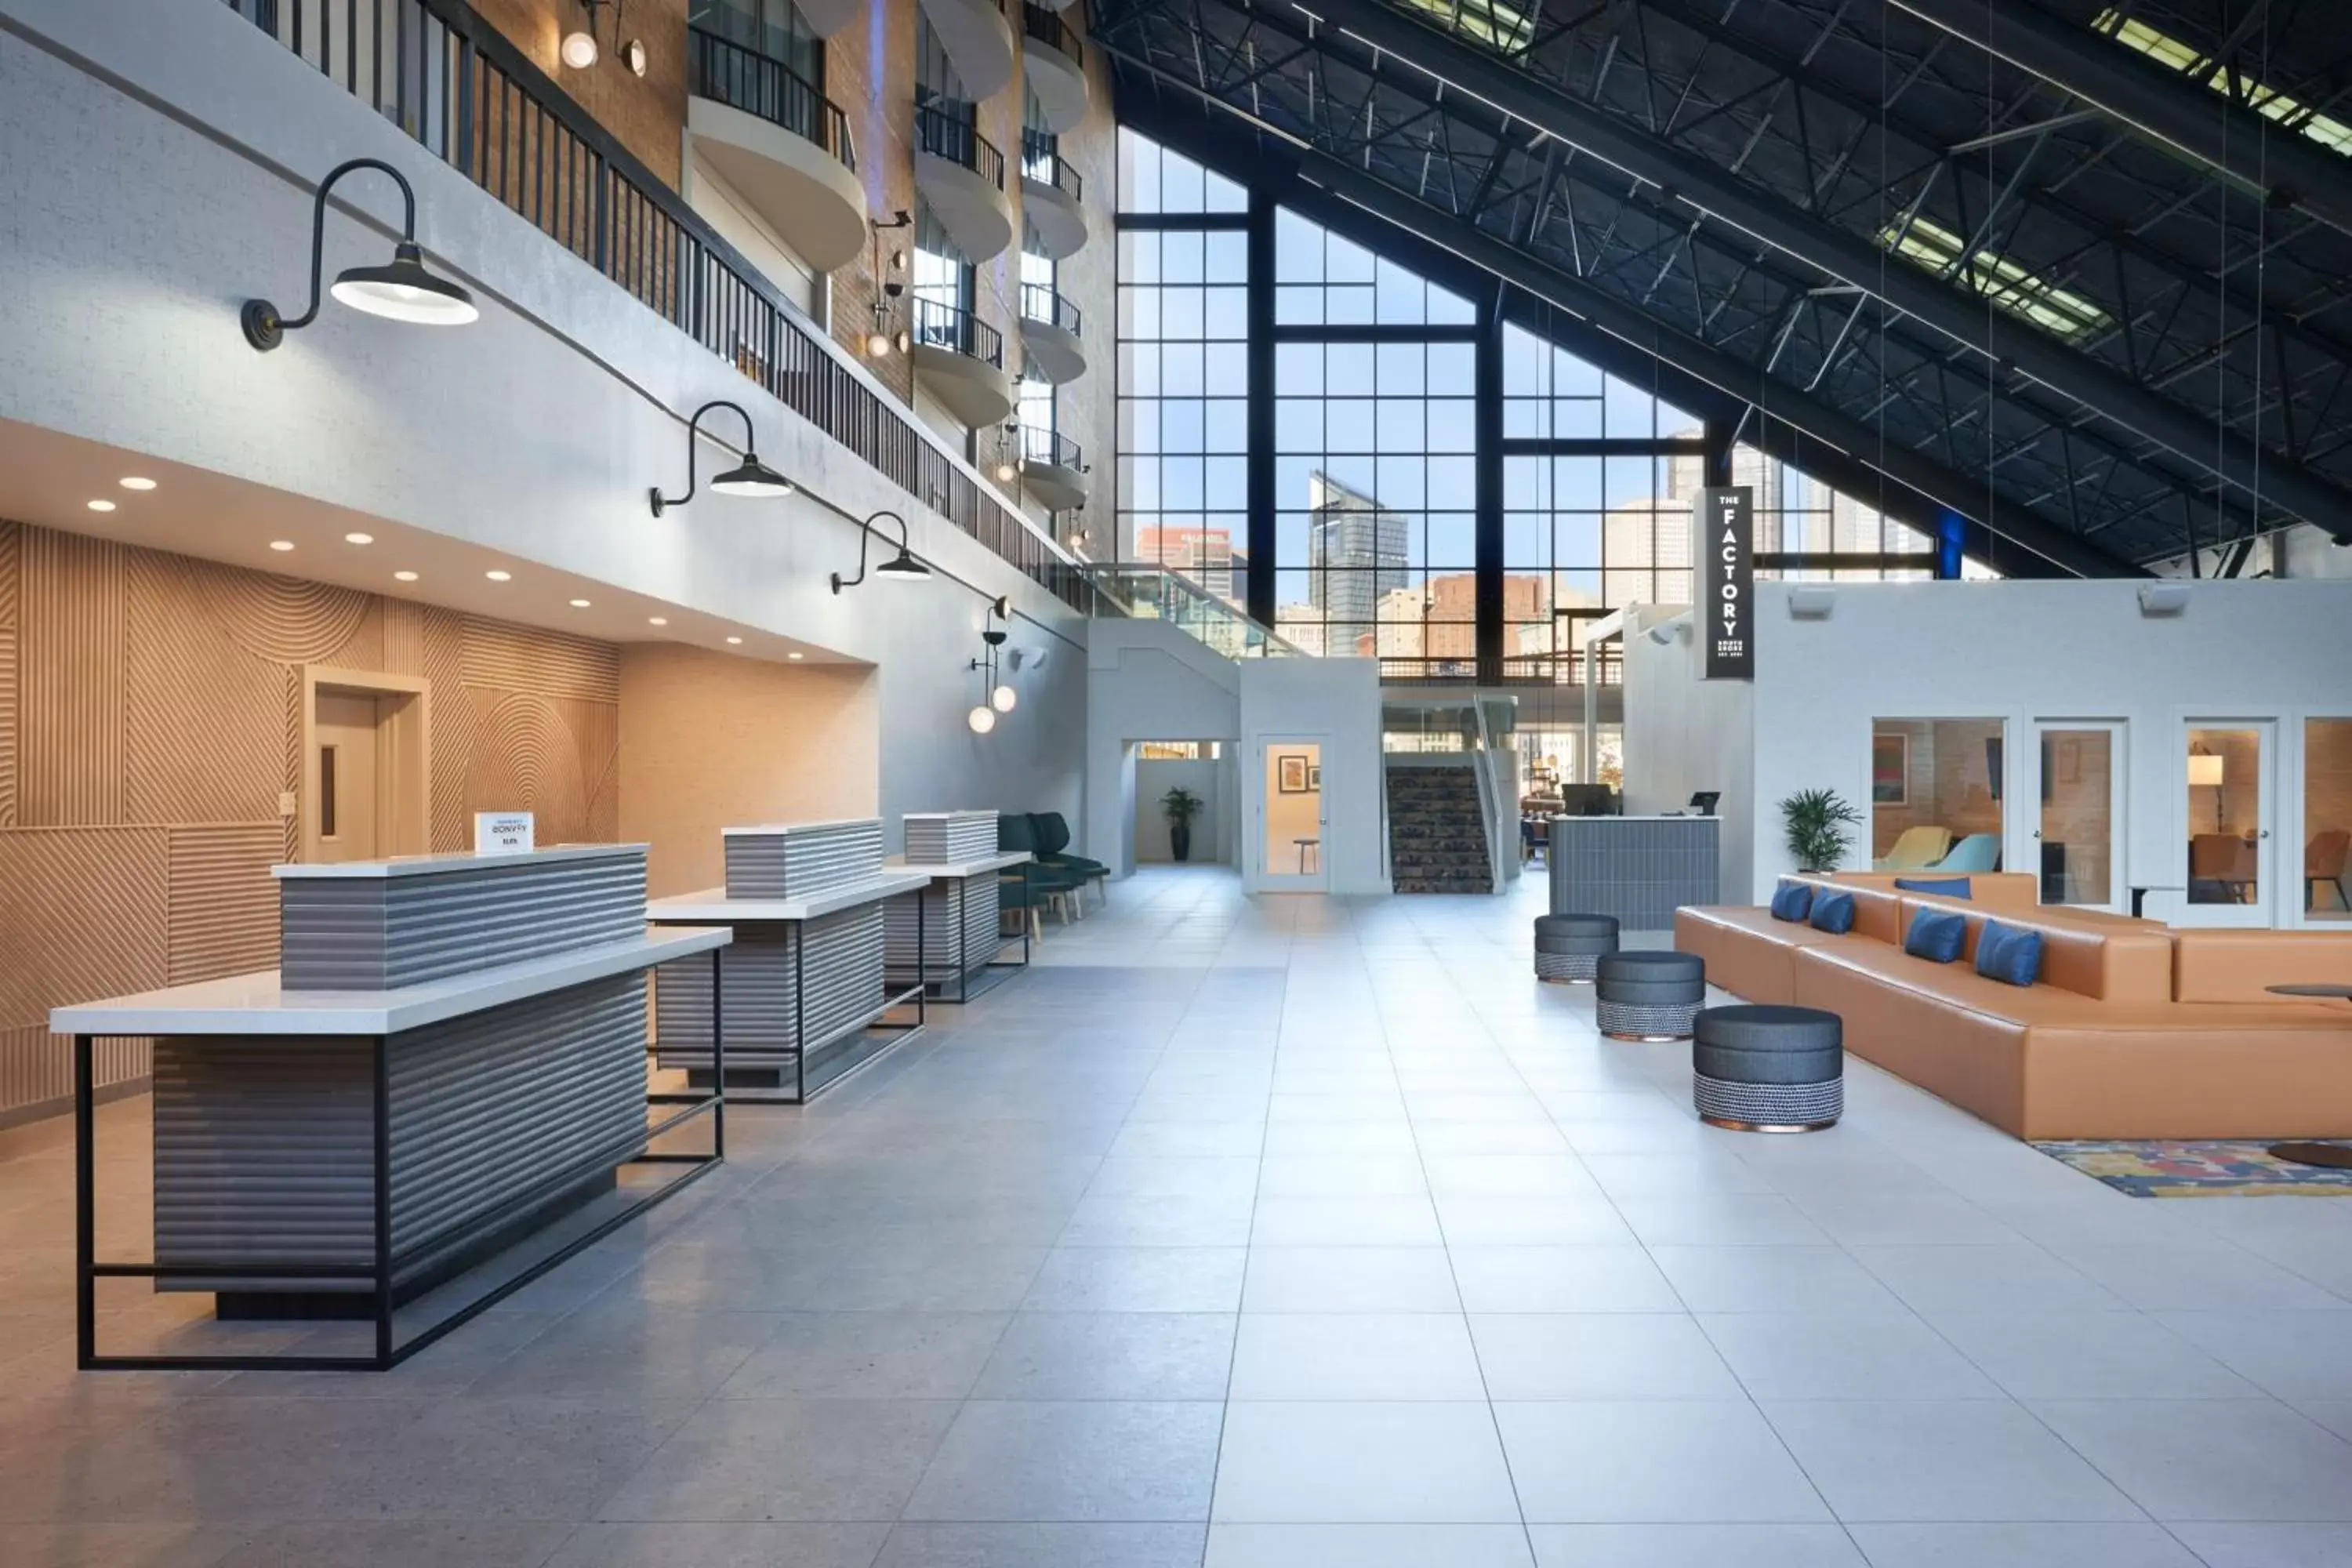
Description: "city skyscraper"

(1307, 470), (1410, 627)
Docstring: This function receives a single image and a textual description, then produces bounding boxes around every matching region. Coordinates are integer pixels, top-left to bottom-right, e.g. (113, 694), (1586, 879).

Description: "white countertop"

(891, 851), (1033, 878)
(273, 843), (648, 879)
(902, 810), (999, 822)
(50, 926), (729, 1037)
(1548, 815), (1722, 826)
(718, 818), (882, 838)
(645, 868), (935, 923)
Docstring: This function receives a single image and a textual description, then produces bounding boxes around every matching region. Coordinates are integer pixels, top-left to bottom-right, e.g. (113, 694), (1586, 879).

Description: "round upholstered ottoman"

(1534, 913), (1618, 984)
(1595, 951), (1707, 1041)
(1692, 1004), (1843, 1132)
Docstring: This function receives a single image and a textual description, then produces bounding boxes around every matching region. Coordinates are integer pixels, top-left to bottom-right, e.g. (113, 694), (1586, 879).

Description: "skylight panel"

(2093, 9), (2352, 156)
(1878, 216), (2114, 342)
(1397, 0), (1535, 54)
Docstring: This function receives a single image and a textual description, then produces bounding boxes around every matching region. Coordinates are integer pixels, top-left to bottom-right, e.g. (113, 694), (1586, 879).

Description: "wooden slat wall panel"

(0, 521), (17, 829)
(125, 550), (286, 826)
(0, 826), (169, 1027)
(20, 530), (124, 826)
(167, 824), (284, 985)
(461, 615), (620, 703)
(0, 518), (625, 1123)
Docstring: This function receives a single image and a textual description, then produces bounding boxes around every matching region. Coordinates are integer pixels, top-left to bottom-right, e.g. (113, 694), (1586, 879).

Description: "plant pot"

(1170, 824), (1192, 862)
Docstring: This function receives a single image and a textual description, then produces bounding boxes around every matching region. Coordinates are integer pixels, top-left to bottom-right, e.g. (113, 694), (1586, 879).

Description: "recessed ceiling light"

(725, 635), (743, 645)
(569, 598), (591, 608)
(485, 569), (511, 582)
(786, 651), (805, 660)
(269, 539), (296, 551)
(86, 499), (117, 513)
(394, 570), (419, 583)
(344, 532), (374, 545)
(648, 616), (669, 626)
(118, 477), (157, 492)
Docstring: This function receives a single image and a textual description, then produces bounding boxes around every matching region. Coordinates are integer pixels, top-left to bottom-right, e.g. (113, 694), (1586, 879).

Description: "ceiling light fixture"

(85, 499), (117, 513)
(485, 568), (512, 582)
(830, 509), (931, 593)
(242, 158), (477, 349)
(649, 398), (793, 515)
(648, 615), (669, 626)
(725, 635), (744, 645)
(786, 651), (805, 660)
(118, 477), (157, 492)
(394, 570), (419, 582)
(569, 598), (591, 608)
(344, 532), (374, 545)
(269, 539), (296, 552)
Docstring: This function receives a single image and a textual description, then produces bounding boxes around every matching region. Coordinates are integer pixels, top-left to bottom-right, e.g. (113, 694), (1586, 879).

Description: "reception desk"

(887, 811), (1033, 1003)
(53, 843), (728, 1372)
(1548, 815), (1721, 932)
(648, 818), (930, 1102)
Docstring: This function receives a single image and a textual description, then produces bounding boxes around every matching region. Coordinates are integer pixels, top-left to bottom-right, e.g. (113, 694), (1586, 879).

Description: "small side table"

(2263, 984), (2352, 1170)
(1293, 837), (1320, 873)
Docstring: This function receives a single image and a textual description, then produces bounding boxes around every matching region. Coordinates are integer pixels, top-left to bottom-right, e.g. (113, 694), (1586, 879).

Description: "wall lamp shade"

(650, 400), (792, 515)
(833, 510), (931, 592)
(2139, 582), (2191, 616)
(560, 28), (600, 67)
(243, 159), (475, 350)
(2189, 754), (2225, 787)
(991, 684), (1018, 713)
(967, 705), (996, 734)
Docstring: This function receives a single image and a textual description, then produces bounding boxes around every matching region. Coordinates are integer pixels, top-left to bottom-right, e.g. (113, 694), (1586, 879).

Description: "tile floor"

(5, 866), (2352, 1566)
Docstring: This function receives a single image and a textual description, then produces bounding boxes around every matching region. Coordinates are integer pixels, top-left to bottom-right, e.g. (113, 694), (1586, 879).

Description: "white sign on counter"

(473, 811), (536, 855)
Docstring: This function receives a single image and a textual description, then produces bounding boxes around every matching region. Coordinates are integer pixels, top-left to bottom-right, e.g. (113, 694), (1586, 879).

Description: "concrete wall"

(1086, 619), (1243, 878)
(0, 0), (1087, 860)
(1737, 578), (2352, 924)
(1240, 657), (1386, 895)
(1622, 609), (1753, 907)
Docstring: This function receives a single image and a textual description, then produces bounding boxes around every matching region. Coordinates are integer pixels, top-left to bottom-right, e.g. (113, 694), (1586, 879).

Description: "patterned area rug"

(2035, 1139), (2352, 1198)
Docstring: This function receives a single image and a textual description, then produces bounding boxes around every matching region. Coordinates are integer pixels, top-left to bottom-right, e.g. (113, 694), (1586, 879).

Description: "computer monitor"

(1688, 791), (1722, 815)
(1557, 784), (1619, 818)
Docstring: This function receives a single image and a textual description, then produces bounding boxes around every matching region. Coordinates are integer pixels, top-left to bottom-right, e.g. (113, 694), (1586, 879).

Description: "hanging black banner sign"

(1701, 486), (1754, 680)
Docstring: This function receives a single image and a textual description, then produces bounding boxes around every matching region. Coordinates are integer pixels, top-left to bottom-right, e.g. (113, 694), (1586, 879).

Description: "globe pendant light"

(967, 705), (996, 734)
(242, 158), (476, 350)
(992, 683), (1018, 713)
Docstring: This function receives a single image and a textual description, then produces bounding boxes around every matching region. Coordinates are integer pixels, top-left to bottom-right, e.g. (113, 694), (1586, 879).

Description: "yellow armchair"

(1874, 826), (1953, 872)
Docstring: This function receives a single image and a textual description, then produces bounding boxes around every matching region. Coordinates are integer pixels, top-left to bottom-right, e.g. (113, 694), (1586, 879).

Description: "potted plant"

(1161, 785), (1203, 862)
(1779, 787), (1862, 873)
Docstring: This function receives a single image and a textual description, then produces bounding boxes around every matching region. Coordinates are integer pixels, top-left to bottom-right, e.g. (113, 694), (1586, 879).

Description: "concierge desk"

(51, 843), (729, 1373)
(648, 818), (930, 1103)
(887, 810), (1034, 1004)
(1548, 815), (1722, 933)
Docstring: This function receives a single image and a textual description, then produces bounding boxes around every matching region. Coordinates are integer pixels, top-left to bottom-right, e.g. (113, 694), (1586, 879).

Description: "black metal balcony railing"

(1018, 424), (1083, 471)
(687, 27), (853, 172)
(1020, 129), (1083, 204)
(220, 0), (1095, 612)
(1022, 2), (1082, 68)
(1019, 283), (1082, 337)
(911, 297), (1006, 369)
(915, 101), (1006, 190)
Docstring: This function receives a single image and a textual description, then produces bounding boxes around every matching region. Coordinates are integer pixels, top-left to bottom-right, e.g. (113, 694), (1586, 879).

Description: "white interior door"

(1258, 738), (1327, 891)
(2182, 719), (2276, 927)
(2031, 721), (2124, 912)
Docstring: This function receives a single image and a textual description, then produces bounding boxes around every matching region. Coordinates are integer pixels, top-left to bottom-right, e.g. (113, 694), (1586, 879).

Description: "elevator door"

(314, 691), (382, 863)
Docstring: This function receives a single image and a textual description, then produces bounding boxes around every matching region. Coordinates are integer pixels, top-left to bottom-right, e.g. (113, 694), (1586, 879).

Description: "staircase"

(1387, 764), (1493, 894)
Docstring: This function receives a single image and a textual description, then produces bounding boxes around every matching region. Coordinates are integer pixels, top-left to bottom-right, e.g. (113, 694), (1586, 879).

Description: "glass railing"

(688, 27), (853, 170)
(1084, 564), (1302, 659)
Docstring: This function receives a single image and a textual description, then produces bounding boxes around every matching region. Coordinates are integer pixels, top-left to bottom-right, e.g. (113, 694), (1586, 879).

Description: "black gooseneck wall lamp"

(831, 510), (933, 593)
(242, 158), (478, 350)
(648, 399), (795, 516)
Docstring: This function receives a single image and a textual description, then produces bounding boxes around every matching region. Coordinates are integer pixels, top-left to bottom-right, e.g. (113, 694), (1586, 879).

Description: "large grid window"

(1116, 157), (1248, 604)
(1273, 210), (1475, 672)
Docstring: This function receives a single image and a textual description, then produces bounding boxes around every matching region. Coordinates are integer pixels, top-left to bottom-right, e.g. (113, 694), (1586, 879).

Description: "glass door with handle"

(1258, 739), (1327, 891)
(2030, 722), (2123, 913)
(2183, 720), (2276, 926)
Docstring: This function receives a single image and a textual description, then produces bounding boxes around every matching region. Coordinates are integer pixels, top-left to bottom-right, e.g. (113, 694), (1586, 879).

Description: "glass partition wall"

(2308, 718), (2352, 924)
(1869, 719), (2005, 875)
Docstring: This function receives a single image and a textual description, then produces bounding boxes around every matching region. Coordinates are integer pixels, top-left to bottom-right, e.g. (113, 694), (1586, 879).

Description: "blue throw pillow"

(1769, 881), (1813, 922)
(1903, 908), (1967, 964)
(1894, 876), (1973, 899)
(1808, 889), (1857, 935)
(1976, 920), (2044, 987)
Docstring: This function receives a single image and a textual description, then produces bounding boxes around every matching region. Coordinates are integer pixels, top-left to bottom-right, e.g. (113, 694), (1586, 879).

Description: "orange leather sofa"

(1676, 881), (2352, 1140)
